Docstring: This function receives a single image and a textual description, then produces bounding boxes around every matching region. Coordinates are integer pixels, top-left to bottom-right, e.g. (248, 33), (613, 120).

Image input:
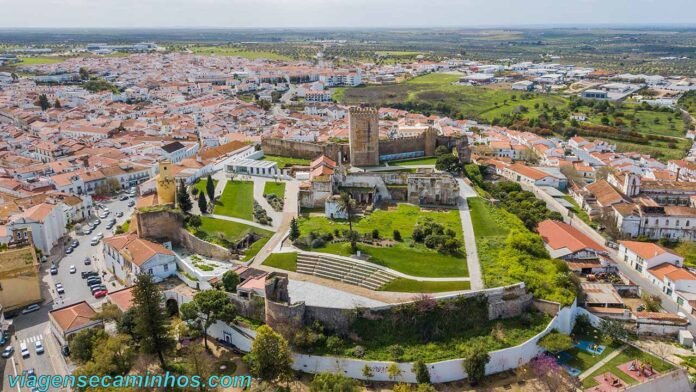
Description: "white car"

(55, 283), (64, 294)
(21, 304), (40, 314)
(20, 343), (29, 358)
(69, 265), (76, 274)
(90, 237), (100, 246)
(34, 341), (44, 355)
(97, 232), (104, 240)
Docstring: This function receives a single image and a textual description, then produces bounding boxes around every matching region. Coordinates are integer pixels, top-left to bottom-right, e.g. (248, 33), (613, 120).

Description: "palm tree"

(336, 192), (357, 251)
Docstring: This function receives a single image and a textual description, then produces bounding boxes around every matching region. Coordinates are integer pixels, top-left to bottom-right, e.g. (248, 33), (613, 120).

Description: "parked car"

(106, 222), (115, 230)
(50, 266), (58, 275)
(71, 240), (79, 247)
(97, 232), (104, 240)
(69, 265), (76, 274)
(34, 341), (44, 355)
(84, 227), (93, 235)
(87, 279), (102, 286)
(21, 304), (40, 314)
(90, 237), (100, 246)
(61, 345), (70, 357)
(116, 211), (124, 217)
(55, 283), (64, 295)
(20, 343), (29, 358)
(93, 290), (107, 298)
(119, 195), (128, 201)
(0, 335), (7, 346)
(127, 200), (135, 207)
(84, 257), (91, 265)
(1, 346), (14, 358)
(65, 246), (73, 254)
(82, 271), (98, 279)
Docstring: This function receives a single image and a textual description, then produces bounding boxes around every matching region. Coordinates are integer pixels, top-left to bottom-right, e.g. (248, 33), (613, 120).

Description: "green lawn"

(196, 216), (272, 244)
(189, 46), (291, 61)
(582, 346), (675, 388)
(297, 204), (467, 277)
(380, 278), (471, 293)
(261, 155), (311, 169)
(242, 237), (270, 262)
(262, 252), (298, 272)
(193, 178), (217, 196)
(389, 157), (437, 166)
(214, 181), (254, 220)
(263, 182), (286, 199)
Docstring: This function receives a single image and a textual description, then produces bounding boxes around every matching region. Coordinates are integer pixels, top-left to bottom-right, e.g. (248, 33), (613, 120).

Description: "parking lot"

(2, 193), (135, 391)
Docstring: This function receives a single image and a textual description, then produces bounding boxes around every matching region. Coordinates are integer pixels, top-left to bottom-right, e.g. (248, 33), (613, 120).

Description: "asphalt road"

(2, 194), (135, 391)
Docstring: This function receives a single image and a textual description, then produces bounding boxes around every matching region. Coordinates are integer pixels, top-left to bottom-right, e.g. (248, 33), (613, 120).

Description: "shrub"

(538, 330), (573, 353)
(393, 230), (402, 241)
(412, 360), (431, 384)
(325, 336), (343, 354)
(311, 238), (326, 249)
(372, 229), (380, 239)
(387, 344), (405, 361)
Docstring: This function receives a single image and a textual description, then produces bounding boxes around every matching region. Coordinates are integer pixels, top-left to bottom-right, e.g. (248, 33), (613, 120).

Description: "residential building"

(49, 301), (103, 346)
(102, 233), (177, 285)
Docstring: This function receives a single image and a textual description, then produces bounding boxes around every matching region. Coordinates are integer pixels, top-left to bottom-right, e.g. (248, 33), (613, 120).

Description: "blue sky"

(1, 0), (694, 28)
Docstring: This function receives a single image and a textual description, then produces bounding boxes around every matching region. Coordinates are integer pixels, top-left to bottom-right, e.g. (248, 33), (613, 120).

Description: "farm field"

(189, 46), (291, 61)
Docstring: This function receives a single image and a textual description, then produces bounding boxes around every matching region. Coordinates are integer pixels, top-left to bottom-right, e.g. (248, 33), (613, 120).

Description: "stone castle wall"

(135, 210), (233, 260)
(261, 138), (349, 163)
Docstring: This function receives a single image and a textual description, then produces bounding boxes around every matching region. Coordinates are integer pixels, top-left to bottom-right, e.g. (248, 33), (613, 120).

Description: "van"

(20, 343), (29, 358)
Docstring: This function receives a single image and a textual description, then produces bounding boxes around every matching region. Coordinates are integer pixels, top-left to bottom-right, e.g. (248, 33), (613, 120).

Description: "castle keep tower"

(349, 107), (380, 167)
(156, 160), (176, 205)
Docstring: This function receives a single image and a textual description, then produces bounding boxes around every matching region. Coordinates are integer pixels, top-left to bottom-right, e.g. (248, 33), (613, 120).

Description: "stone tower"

(156, 160), (176, 205)
(349, 107), (380, 167)
(424, 127), (438, 157)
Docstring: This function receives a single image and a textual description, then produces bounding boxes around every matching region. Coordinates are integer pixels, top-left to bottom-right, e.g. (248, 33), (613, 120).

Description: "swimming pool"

(576, 339), (605, 355)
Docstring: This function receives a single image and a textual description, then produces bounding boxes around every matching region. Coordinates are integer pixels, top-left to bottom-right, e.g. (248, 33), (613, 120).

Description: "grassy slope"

(261, 155), (311, 169)
(198, 216), (271, 243)
(214, 181), (254, 220)
(262, 252), (298, 272)
(298, 204), (468, 277)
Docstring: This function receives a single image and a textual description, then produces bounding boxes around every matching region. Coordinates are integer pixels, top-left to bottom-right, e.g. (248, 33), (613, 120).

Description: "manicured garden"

(582, 346), (674, 388)
(380, 278), (471, 293)
(192, 216), (272, 246)
(262, 252), (298, 272)
(263, 181), (286, 199)
(389, 157), (438, 166)
(296, 204), (468, 277)
(260, 155), (311, 169)
(214, 181), (254, 220)
(193, 178), (217, 196)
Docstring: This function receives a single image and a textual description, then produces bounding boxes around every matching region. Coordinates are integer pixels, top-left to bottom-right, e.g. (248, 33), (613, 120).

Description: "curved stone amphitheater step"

(295, 251), (398, 290)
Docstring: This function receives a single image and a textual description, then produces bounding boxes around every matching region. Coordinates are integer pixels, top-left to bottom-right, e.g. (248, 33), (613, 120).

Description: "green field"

(189, 46), (291, 61)
(297, 204), (468, 277)
(260, 155), (311, 169)
(262, 252), (298, 272)
(214, 181), (254, 220)
(338, 73), (568, 122)
(242, 237), (270, 261)
(17, 56), (66, 65)
(380, 278), (471, 293)
(263, 181), (286, 199)
(195, 216), (272, 244)
(389, 157), (437, 166)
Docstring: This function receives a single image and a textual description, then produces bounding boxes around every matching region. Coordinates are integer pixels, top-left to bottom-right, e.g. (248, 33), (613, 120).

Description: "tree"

(435, 154), (463, 173)
(187, 215), (202, 229)
(245, 325), (293, 383)
(289, 217), (301, 241)
(94, 302), (122, 323)
(181, 289), (237, 350)
(54, 99), (62, 109)
(92, 334), (135, 375)
(117, 308), (137, 337)
(206, 175), (216, 202)
(69, 328), (107, 364)
(79, 67), (90, 80)
(222, 270), (240, 292)
(197, 192), (208, 214)
(132, 273), (175, 368)
(336, 192), (357, 250)
(531, 354), (578, 392)
(176, 179), (193, 213)
(538, 331), (574, 353)
(37, 94), (51, 111)
(393, 230), (402, 241)
(435, 145), (451, 156)
(598, 319), (629, 344)
(310, 373), (360, 392)
(461, 342), (490, 385)
(641, 292), (661, 312)
(412, 360), (431, 384)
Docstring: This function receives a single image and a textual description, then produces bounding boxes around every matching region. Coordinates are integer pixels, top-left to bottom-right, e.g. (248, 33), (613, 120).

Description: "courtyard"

(213, 180), (255, 220)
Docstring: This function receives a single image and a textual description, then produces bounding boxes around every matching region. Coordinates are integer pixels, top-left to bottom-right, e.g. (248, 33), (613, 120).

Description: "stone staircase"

(296, 252), (398, 290)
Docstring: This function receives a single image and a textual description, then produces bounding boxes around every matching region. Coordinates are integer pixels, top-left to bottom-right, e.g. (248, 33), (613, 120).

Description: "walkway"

(578, 346), (626, 380)
(457, 178), (484, 290)
(208, 213), (273, 232)
(252, 177), (283, 228)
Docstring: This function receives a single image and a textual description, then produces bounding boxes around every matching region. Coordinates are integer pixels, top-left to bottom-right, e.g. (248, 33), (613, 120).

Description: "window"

(163, 264), (169, 272)
(148, 268), (153, 275)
